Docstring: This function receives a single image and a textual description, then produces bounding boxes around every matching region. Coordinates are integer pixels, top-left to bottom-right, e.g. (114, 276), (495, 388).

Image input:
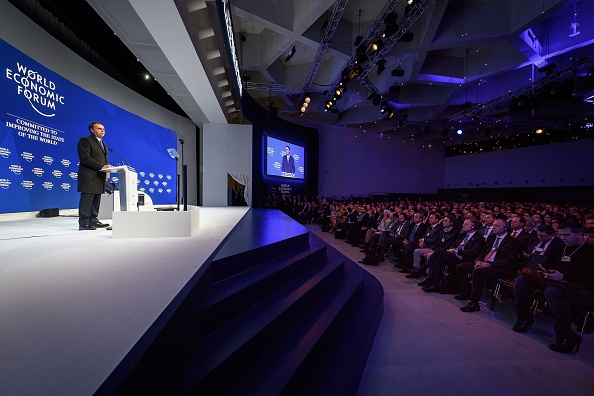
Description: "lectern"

(102, 166), (138, 211)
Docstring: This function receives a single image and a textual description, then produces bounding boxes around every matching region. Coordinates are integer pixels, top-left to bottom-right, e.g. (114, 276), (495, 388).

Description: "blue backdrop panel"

(0, 39), (177, 214)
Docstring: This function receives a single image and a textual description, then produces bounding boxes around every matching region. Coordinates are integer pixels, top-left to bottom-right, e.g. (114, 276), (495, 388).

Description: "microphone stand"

(107, 147), (128, 167)
(319, 170), (328, 195)
(179, 137), (187, 211)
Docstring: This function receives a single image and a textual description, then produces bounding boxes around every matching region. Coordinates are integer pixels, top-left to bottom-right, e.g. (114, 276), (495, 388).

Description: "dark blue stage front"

(96, 208), (384, 395)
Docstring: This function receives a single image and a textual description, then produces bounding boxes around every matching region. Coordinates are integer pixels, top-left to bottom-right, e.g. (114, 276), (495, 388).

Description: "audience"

(265, 193), (594, 353)
(513, 221), (594, 353)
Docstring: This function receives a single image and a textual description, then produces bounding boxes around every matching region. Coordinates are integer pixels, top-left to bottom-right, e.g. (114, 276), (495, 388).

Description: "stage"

(0, 207), (250, 394)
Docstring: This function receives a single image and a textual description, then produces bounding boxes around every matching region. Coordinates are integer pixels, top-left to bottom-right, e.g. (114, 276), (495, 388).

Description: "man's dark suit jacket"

(77, 134), (108, 194)
(281, 155), (295, 174)
(421, 224), (444, 248)
(451, 232), (485, 261)
(477, 234), (521, 269)
(525, 236), (562, 255)
(406, 221), (428, 242)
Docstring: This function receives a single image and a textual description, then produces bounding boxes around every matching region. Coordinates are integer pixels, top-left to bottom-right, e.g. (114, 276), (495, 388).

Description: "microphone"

(108, 147), (129, 167)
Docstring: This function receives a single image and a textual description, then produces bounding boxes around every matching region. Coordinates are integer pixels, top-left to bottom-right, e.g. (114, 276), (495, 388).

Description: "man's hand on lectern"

(102, 164), (113, 180)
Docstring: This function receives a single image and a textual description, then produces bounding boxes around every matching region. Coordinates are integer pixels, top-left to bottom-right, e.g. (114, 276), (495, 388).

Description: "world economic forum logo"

(5, 62), (66, 117)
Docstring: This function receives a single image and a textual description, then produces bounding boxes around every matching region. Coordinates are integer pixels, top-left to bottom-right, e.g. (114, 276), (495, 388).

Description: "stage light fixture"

(304, 95), (311, 104)
(372, 94), (382, 106)
(285, 46), (296, 62)
(391, 67), (405, 77)
(535, 128), (543, 134)
(355, 52), (368, 64)
(377, 59), (387, 75)
(384, 11), (398, 26)
(537, 63), (557, 74)
(456, 129), (463, 135)
(399, 32), (414, 42)
(382, 24), (399, 38)
(367, 93), (375, 101)
(369, 39), (384, 53)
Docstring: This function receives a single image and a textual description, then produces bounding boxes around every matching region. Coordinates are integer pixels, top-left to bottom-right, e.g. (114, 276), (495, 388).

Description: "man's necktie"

(484, 237), (502, 262)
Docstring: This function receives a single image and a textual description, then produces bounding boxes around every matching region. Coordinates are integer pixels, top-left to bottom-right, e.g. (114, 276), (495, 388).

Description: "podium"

(102, 166), (138, 211)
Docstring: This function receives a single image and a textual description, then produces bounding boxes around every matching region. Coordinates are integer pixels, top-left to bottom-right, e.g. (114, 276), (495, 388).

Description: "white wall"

(318, 127), (446, 196)
(444, 139), (594, 189)
(201, 123), (253, 206)
(0, 1), (198, 205)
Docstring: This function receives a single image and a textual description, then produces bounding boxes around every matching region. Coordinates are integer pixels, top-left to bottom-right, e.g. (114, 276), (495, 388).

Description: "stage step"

(97, 209), (383, 396)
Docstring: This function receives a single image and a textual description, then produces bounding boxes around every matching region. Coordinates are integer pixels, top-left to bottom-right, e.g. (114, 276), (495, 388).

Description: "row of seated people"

(314, 203), (594, 355)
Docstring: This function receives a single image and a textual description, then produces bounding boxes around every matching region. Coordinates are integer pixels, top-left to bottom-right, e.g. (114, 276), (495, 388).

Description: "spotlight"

(304, 95), (311, 104)
(387, 111), (395, 119)
(456, 129), (463, 135)
(349, 66), (362, 79)
(369, 39), (384, 53)
(537, 63), (557, 74)
(377, 59), (386, 75)
(355, 52), (368, 64)
(285, 46), (296, 62)
(535, 128), (543, 134)
(340, 68), (352, 84)
(384, 12), (398, 26)
(399, 32), (414, 42)
(372, 94), (381, 106)
(398, 115), (408, 127)
(391, 67), (405, 77)
(382, 24), (399, 38)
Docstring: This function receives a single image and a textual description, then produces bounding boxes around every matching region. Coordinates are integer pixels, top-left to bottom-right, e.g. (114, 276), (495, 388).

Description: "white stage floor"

(0, 207), (249, 395)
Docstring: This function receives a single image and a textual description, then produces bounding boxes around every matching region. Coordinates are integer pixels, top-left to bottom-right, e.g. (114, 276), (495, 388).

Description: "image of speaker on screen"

(281, 145), (295, 177)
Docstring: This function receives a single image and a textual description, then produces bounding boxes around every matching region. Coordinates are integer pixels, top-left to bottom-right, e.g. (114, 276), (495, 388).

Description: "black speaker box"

(39, 208), (59, 217)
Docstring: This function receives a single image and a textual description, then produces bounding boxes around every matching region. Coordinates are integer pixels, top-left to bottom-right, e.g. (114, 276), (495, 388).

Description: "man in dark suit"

(346, 205), (369, 245)
(456, 219), (521, 311)
(508, 215), (531, 251)
(399, 211), (432, 272)
(77, 121), (112, 230)
(281, 145), (295, 175)
(421, 218), (485, 292)
(522, 224), (562, 261)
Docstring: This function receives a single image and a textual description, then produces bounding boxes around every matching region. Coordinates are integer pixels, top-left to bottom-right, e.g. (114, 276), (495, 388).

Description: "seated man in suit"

(397, 212), (428, 272)
(585, 227), (594, 245)
(369, 213), (409, 259)
(522, 224), (562, 265)
(478, 212), (495, 239)
(420, 218), (485, 292)
(399, 211), (436, 273)
(513, 221), (594, 353)
(407, 213), (458, 279)
(456, 219), (521, 312)
(508, 215), (531, 251)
